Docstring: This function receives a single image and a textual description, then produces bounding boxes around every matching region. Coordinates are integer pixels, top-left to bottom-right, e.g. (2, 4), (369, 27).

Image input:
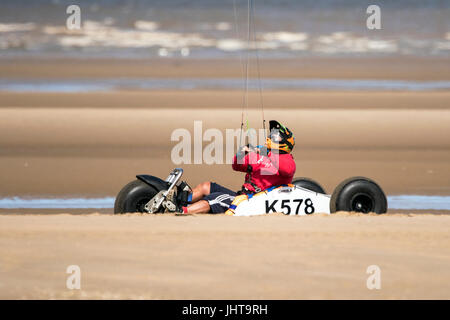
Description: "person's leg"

(201, 190), (237, 214)
(185, 200), (210, 214)
(189, 181), (211, 202)
(179, 183), (235, 214)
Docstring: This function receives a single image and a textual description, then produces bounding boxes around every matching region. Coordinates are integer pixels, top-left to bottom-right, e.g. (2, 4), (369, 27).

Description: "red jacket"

(232, 151), (296, 192)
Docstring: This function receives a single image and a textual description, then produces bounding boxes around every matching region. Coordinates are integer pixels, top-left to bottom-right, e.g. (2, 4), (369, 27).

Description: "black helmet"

(266, 120), (295, 153)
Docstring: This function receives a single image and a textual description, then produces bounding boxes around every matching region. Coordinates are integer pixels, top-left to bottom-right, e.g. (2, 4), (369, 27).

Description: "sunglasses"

(269, 131), (283, 142)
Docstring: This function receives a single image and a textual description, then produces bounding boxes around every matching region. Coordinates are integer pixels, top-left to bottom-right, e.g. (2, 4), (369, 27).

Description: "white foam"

(216, 39), (246, 51)
(0, 23), (36, 32)
(53, 21), (214, 49)
(315, 32), (398, 54)
(0, 34), (28, 50)
(215, 22), (231, 31)
(42, 26), (71, 35)
(434, 41), (450, 51)
(134, 20), (159, 31)
(1, 21), (448, 57)
(261, 32), (308, 43)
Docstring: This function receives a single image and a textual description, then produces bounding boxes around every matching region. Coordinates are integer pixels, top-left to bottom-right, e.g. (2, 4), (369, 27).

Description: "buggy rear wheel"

(330, 177), (387, 214)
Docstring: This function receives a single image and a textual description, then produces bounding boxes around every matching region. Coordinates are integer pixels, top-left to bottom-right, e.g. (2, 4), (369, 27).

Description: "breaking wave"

(0, 19), (448, 58)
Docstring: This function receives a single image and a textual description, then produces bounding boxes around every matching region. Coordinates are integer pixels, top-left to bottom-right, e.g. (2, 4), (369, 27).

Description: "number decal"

(304, 198), (315, 214)
(265, 198), (315, 215)
(293, 199), (303, 214)
(281, 199), (291, 215)
(265, 200), (278, 213)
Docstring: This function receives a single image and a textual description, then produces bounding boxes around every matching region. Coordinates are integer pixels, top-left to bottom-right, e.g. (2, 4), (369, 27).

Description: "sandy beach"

(0, 213), (449, 299)
(0, 57), (449, 299)
(2, 0), (450, 302)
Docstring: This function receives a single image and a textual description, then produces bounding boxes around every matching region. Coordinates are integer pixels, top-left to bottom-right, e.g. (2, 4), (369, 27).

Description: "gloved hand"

(236, 146), (249, 160)
(236, 144), (267, 160)
(255, 145), (268, 156)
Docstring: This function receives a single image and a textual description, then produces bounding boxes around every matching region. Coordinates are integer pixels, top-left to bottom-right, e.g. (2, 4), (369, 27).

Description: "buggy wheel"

(292, 177), (326, 194)
(330, 177), (387, 214)
(114, 179), (159, 214)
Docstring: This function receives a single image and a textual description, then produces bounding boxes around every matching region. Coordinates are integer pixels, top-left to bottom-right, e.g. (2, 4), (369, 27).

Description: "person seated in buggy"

(176, 120), (296, 214)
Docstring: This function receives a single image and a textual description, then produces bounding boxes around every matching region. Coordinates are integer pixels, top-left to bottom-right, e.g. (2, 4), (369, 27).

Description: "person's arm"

(232, 146), (260, 172)
(258, 153), (296, 177)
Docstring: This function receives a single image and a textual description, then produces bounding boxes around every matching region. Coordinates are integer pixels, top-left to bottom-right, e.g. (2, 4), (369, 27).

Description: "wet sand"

(0, 96), (449, 198)
(0, 213), (449, 299)
(2, 57), (450, 80)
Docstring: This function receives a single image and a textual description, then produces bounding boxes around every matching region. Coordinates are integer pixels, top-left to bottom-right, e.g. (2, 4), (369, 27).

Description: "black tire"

(330, 177), (387, 214)
(292, 177), (326, 194)
(114, 179), (159, 214)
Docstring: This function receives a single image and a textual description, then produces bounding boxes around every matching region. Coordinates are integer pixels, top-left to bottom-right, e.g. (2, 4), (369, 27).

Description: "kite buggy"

(114, 168), (387, 216)
(114, 120), (387, 216)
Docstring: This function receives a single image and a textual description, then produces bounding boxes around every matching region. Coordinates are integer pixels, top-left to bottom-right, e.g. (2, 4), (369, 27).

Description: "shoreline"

(0, 195), (449, 213)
